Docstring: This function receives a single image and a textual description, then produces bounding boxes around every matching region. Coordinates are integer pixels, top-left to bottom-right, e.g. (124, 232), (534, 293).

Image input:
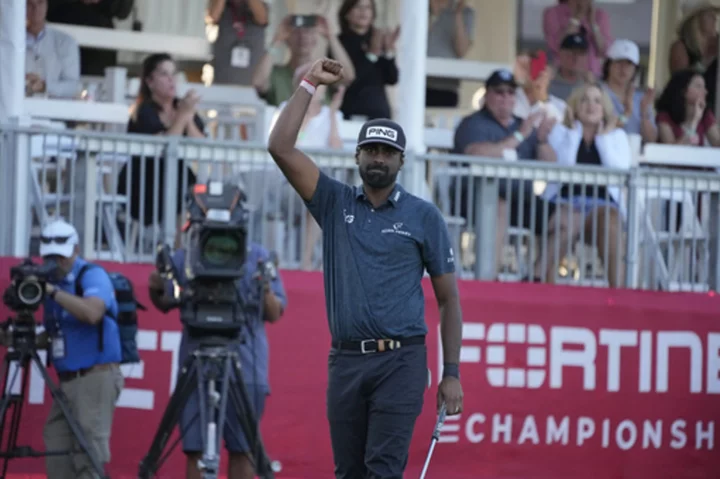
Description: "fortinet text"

(439, 323), (720, 394)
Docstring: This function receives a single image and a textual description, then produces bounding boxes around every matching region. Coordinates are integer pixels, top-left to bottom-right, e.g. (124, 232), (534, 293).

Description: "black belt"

(57, 363), (116, 382)
(331, 335), (425, 354)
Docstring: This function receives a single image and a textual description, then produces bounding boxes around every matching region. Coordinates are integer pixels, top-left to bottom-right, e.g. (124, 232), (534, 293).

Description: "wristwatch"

(48, 288), (58, 300)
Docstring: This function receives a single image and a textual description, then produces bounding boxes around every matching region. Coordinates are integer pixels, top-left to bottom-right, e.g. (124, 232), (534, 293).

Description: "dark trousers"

(327, 345), (428, 479)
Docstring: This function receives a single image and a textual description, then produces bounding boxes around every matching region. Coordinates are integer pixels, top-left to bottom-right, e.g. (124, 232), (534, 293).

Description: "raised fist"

(306, 58), (344, 86)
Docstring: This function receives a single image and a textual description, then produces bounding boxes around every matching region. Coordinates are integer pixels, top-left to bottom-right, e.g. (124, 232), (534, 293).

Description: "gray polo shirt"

(453, 108), (540, 197)
(453, 108), (539, 198)
(548, 75), (585, 101)
(212, 2), (268, 86)
(426, 6), (475, 93)
(305, 172), (456, 342)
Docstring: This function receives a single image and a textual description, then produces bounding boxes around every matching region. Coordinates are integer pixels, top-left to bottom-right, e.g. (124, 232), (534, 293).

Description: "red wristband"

(302, 77), (316, 87)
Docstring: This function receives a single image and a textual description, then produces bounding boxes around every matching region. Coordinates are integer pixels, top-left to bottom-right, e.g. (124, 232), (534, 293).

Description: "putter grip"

(432, 403), (447, 439)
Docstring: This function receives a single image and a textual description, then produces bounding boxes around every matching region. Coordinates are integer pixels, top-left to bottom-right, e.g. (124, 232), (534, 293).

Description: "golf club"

(419, 402), (447, 479)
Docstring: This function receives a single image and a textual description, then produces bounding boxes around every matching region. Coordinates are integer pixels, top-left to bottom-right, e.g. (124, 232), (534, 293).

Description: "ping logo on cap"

(366, 126), (398, 140)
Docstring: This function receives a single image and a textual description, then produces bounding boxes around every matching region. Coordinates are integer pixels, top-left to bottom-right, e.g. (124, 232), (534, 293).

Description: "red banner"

(0, 257), (719, 478)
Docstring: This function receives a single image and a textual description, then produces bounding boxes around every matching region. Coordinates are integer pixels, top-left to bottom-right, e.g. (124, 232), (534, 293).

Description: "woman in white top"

(543, 82), (632, 287)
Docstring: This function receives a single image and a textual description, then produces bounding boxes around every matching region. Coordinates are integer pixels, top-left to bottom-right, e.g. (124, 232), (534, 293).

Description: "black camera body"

(1, 259), (58, 350)
(4, 259), (57, 312)
(157, 181), (251, 339)
(290, 14), (317, 28)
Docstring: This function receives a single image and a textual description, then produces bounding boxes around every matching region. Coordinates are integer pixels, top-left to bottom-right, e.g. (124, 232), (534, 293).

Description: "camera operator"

(148, 238), (286, 479)
(37, 219), (124, 478)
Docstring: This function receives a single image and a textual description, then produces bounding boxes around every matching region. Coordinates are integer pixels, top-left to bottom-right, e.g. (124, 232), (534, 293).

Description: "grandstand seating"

(0, 1), (717, 293)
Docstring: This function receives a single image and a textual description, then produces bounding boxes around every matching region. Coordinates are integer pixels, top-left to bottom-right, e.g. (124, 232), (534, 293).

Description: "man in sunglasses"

(453, 68), (560, 281)
(38, 219), (124, 478)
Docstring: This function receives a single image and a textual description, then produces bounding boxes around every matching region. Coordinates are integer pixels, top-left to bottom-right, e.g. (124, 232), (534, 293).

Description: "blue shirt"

(602, 83), (655, 136)
(170, 243), (287, 392)
(43, 258), (121, 373)
(305, 172), (456, 342)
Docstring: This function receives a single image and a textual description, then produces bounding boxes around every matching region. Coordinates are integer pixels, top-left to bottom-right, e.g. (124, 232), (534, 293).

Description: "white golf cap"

(39, 219), (79, 258)
(607, 39), (640, 66)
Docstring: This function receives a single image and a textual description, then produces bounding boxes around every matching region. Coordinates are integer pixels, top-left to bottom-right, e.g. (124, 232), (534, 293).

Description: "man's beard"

(359, 164), (398, 190)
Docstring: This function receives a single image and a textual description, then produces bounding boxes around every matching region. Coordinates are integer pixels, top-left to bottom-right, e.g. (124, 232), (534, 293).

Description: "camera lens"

(17, 280), (43, 306)
(200, 232), (244, 267)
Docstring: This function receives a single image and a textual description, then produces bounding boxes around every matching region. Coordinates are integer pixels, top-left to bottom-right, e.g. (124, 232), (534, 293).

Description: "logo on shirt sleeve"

(448, 247), (455, 263)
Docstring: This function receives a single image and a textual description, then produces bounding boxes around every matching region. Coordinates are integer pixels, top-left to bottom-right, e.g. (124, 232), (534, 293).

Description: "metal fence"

(427, 153), (720, 292)
(1, 124), (718, 293)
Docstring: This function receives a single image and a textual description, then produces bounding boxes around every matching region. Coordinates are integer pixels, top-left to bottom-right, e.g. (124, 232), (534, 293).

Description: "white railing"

(3, 122), (719, 293)
(50, 22), (507, 83)
(24, 98), (130, 125)
(48, 23), (211, 61)
(22, 65), (464, 150)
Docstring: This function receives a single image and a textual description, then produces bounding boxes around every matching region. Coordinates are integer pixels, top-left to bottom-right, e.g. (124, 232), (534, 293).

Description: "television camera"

(156, 181), (253, 339)
(140, 181), (276, 479)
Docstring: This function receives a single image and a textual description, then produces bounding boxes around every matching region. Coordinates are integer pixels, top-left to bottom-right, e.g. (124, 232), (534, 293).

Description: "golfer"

(268, 58), (464, 479)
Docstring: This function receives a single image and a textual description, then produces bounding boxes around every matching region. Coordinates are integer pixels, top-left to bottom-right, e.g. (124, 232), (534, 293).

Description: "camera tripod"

(0, 324), (107, 478)
(138, 337), (275, 479)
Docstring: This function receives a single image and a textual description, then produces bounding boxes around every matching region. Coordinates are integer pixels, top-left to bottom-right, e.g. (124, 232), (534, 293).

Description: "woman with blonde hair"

(542, 82), (632, 287)
(669, 1), (719, 74)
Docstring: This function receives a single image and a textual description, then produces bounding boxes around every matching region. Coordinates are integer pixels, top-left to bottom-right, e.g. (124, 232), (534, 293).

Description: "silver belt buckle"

(360, 339), (377, 354)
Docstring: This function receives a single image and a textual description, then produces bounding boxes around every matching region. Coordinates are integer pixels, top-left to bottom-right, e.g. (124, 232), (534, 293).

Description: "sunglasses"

(491, 87), (516, 96)
(40, 235), (72, 244)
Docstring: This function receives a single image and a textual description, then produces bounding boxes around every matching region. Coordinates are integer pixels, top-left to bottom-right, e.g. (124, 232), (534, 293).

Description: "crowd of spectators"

(454, 0), (719, 284)
(20, 0), (720, 280)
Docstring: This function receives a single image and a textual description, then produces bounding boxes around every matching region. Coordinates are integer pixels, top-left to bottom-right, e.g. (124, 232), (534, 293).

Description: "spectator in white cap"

(601, 39), (657, 143)
(37, 218), (123, 478)
(38, 218), (79, 259)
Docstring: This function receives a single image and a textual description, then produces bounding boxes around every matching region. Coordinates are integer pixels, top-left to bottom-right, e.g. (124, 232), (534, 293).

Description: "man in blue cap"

(268, 57), (464, 478)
